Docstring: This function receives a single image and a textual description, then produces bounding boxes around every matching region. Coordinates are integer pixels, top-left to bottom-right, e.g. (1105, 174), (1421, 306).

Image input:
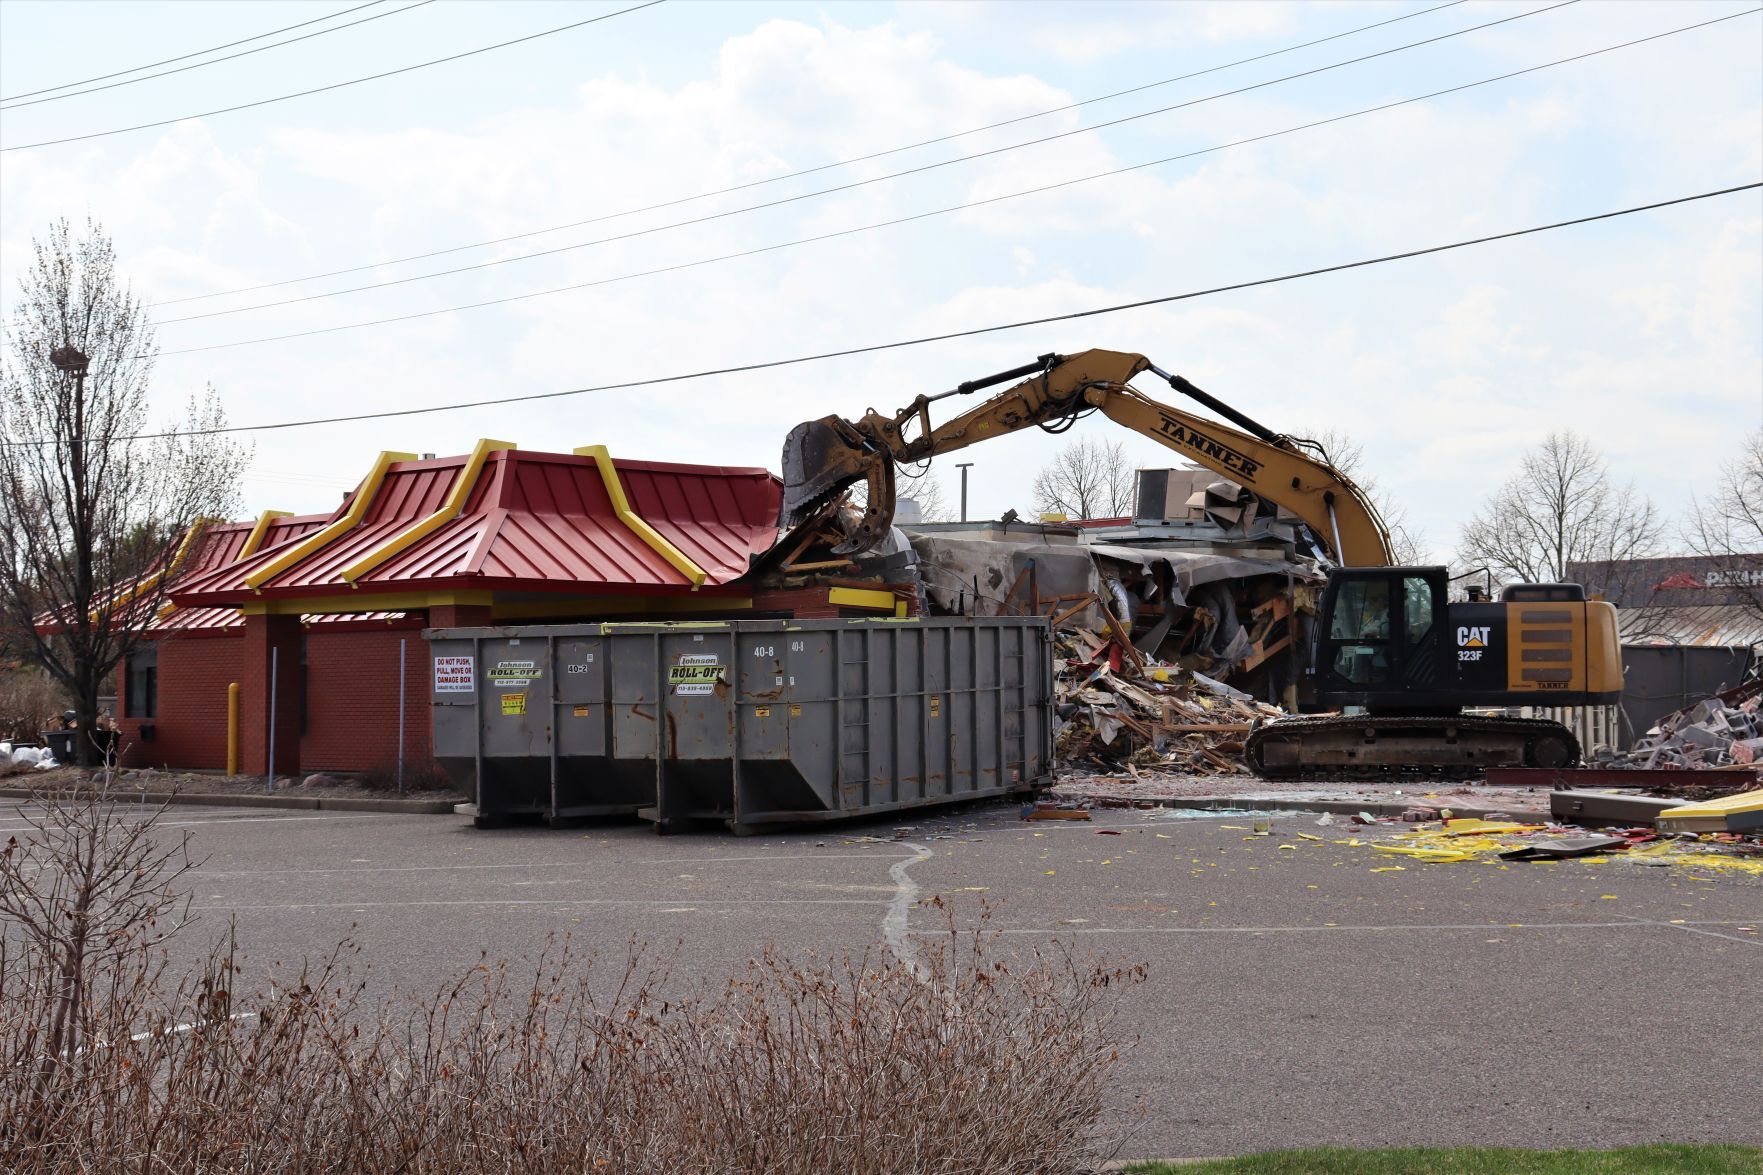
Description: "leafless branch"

(0, 219), (247, 762)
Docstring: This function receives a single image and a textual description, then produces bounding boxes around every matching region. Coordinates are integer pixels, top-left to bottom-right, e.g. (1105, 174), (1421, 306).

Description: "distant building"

(1565, 555), (1761, 742)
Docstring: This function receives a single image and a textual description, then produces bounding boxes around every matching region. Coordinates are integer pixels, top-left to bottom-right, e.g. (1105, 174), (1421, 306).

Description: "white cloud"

(1, 2), (1756, 550)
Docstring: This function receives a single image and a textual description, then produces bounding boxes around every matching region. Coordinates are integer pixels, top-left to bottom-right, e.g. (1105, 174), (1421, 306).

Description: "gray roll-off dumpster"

(426, 617), (1054, 833)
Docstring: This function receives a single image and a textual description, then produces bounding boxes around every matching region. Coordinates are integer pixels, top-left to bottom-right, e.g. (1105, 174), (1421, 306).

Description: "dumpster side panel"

(429, 635), (481, 802)
(428, 617), (1051, 830)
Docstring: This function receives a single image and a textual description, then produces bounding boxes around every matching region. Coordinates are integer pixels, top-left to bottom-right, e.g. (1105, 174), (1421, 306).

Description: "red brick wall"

(116, 633), (242, 770)
(116, 625), (435, 777)
(299, 627), (434, 776)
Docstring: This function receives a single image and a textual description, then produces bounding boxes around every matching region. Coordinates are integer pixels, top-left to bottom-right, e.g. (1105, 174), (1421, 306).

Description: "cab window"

(1403, 577), (1434, 646)
(1329, 578), (1390, 684)
(1330, 579), (1389, 641)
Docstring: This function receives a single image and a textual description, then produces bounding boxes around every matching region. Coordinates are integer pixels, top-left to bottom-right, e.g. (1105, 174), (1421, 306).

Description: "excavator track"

(1244, 714), (1580, 780)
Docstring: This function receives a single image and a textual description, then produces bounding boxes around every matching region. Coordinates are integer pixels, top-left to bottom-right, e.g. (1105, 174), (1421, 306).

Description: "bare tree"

(898, 466), (953, 522)
(1458, 431), (1664, 590)
(1686, 429), (1763, 620)
(1032, 437), (1134, 520)
(0, 219), (246, 763)
(846, 466), (953, 523)
(1290, 428), (1429, 564)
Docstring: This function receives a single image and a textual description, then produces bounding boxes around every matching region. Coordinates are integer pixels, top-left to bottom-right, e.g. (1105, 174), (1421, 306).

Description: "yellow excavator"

(779, 349), (1624, 777)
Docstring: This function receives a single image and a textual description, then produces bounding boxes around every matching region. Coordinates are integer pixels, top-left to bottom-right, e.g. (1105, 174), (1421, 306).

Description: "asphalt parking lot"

(5, 796), (1759, 1159)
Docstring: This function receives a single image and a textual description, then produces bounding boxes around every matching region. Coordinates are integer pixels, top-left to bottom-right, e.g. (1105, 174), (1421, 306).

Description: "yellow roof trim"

(243, 451), (417, 591)
(340, 439), (514, 587)
(93, 517), (216, 621)
(575, 444), (708, 589)
(239, 509), (293, 560)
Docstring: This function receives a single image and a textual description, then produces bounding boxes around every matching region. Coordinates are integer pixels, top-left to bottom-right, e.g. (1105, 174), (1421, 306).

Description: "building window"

(125, 646), (158, 718)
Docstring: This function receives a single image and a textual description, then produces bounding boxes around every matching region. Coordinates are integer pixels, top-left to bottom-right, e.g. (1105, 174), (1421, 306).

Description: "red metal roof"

(617, 458), (778, 582)
(170, 449), (780, 606)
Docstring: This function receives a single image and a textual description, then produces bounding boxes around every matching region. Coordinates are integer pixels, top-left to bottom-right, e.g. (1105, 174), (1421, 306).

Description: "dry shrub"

(1, 788), (1145, 1173)
(0, 669), (67, 744)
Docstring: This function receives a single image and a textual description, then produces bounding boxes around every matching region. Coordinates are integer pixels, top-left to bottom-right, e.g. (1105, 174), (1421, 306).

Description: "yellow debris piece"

(1676, 853), (1763, 877)
(1373, 844), (1478, 863)
(1298, 833), (1323, 841)
(1369, 866), (1406, 873)
(1440, 818), (1546, 837)
(1278, 844), (1297, 851)
(1627, 842), (1675, 858)
(1656, 789), (1763, 833)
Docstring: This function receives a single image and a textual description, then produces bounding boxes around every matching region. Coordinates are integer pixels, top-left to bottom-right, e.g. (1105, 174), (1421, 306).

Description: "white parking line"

(192, 897), (892, 912)
(0, 812), (393, 833)
(194, 853), (905, 878)
(969, 920), (1760, 936)
(1609, 912), (1763, 947)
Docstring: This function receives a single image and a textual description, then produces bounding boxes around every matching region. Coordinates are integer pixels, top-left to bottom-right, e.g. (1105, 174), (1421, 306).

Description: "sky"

(1, 0), (1759, 562)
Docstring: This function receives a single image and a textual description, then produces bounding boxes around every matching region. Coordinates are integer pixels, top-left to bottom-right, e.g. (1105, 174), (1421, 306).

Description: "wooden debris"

(1052, 628), (1284, 775)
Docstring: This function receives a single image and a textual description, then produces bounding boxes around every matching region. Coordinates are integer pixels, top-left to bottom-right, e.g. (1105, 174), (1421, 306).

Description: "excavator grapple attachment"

(780, 417), (867, 525)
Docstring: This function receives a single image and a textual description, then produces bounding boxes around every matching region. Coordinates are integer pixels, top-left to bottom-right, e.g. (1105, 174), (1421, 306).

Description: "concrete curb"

(1077, 794), (1552, 821)
(0, 786), (460, 814)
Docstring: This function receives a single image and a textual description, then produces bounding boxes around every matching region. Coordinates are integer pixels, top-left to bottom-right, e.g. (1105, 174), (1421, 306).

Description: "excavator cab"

(1308, 565), (1624, 716)
(1311, 567), (1452, 712)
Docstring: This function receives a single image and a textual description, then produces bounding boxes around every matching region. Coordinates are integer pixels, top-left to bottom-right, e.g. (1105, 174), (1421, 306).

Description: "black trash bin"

(40, 728), (121, 762)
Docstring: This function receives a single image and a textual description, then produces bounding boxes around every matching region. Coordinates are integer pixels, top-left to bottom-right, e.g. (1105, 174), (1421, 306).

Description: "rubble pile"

(1624, 679), (1763, 769)
(1052, 628), (1284, 775)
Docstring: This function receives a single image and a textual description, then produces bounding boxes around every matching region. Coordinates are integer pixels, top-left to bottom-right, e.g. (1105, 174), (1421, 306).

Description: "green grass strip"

(1127, 1144), (1763, 1175)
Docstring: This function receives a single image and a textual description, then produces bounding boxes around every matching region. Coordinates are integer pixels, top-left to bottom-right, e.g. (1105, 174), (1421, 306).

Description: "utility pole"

(956, 462), (974, 522)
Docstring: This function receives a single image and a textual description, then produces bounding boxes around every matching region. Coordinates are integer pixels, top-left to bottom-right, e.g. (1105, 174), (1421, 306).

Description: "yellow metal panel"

(1584, 600), (1624, 695)
(1657, 789), (1763, 833)
(243, 451), (416, 591)
(574, 444), (708, 589)
(1504, 600), (1587, 696)
(239, 510), (293, 559)
(827, 586), (897, 611)
(340, 439), (514, 586)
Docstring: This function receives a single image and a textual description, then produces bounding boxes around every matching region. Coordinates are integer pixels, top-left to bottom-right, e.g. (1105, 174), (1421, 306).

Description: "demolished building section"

(899, 467), (1325, 708)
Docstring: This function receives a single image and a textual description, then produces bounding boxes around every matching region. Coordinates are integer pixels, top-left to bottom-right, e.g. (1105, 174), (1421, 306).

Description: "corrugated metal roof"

(170, 449), (781, 606)
(1620, 604), (1763, 648)
(173, 512), (330, 597)
(598, 457), (777, 583)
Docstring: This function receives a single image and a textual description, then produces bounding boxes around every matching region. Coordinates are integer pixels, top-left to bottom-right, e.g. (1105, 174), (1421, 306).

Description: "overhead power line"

(64, 182), (1763, 443)
(153, 0), (1575, 326)
(0, 1), (388, 102)
(152, 7), (1759, 358)
(0, 0), (667, 152)
(160, 0), (1471, 306)
(0, 1), (436, 111)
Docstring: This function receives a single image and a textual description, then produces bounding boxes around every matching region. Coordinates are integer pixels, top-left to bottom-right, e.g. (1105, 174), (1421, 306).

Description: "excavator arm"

(779, 348), (1394, 565)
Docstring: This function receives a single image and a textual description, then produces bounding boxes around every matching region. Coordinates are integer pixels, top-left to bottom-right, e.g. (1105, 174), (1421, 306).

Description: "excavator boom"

(779, 348), (1393, 564)
(777, 348), (1620, 780)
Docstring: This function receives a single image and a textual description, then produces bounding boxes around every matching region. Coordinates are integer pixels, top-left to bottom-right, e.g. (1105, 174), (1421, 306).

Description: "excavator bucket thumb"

(779, 415), (898, 554)
(780, 416), (877, 526)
